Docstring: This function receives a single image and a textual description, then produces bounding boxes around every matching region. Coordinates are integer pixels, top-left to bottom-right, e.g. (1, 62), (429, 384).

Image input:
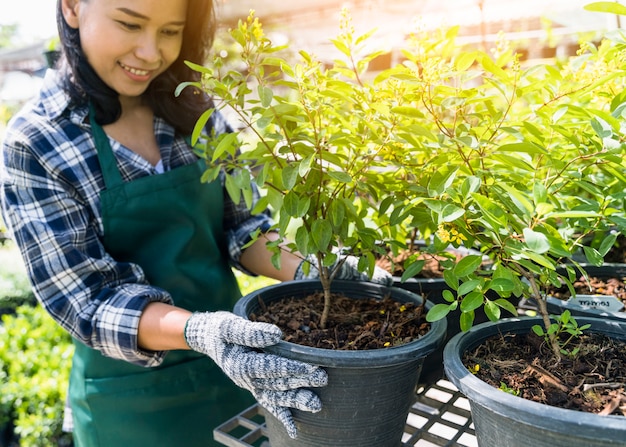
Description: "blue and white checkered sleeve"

(2, 136), (172, 367)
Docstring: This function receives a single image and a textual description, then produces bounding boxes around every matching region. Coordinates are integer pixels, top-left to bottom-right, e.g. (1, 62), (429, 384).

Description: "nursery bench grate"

(213, 378), (477, 447)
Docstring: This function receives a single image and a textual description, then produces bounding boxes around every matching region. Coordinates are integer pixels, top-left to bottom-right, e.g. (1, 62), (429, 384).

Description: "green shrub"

(0, 305), (73, 446)
(0, 243), (36, 316)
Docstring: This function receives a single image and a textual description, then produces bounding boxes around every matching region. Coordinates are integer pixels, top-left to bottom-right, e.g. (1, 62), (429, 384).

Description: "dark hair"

(56, 0), (215, 135)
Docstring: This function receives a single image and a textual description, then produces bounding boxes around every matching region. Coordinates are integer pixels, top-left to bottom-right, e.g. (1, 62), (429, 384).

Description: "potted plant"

(444, 316), (626, 447)
(180, 12), (448, 447)
(372, 7), (626, 445)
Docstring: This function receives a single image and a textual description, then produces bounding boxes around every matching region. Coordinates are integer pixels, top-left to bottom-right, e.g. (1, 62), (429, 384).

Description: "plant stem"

(318, 252), (332, 329)
(522, 268), (562, 361)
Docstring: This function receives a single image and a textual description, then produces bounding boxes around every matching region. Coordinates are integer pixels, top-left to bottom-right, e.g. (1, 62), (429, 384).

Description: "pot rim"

(234, 279), (448, 368)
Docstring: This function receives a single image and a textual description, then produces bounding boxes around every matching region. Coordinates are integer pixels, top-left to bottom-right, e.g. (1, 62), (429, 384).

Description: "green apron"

(68, 110), (254, 446)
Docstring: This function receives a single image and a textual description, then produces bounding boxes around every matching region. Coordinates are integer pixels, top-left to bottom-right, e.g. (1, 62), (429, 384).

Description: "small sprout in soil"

(499, 382), (520, 396)
(532, 310), (591, 358)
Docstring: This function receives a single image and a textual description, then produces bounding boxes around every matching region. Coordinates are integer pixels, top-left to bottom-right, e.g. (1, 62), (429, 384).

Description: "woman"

(0, 0), (391, 445)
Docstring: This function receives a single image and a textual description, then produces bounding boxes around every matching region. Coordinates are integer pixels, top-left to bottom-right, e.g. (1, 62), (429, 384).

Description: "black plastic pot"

(546, 264), (626, 321)
(233, 280), (447, 447)
(444, 316), (626, 447)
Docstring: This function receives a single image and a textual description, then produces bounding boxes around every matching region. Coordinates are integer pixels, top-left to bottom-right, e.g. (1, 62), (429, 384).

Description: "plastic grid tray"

(213, 379), (477, 447)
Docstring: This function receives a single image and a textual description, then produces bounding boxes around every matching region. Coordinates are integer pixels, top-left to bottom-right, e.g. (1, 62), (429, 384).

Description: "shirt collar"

(40, 68), (90, 127)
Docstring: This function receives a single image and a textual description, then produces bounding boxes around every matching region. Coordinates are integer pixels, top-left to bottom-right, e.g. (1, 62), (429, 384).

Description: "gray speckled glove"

(184, 311), (327, 439)
(295, 254), (393, 286)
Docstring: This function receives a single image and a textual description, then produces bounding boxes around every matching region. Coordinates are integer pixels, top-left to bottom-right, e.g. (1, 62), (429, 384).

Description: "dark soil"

(464, 331), (626, 416)
(250, 292), (430, 350)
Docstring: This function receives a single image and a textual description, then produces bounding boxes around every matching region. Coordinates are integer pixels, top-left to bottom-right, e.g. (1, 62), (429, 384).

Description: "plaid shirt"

(0, 69), (273, 367)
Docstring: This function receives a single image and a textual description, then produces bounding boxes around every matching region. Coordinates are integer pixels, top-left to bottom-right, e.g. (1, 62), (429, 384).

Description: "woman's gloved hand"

(294, 254), (393, 286)
(184, 311), (327, 439)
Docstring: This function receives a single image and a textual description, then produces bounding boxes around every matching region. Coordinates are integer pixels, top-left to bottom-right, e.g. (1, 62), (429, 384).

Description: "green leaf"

(494, 299), (518, 316)
(282, 164), (299, 190)
(295, 226), (310, 256)
(532, 324), (545, 337)
(480, 54), (508, 81)
(211, 132), (239, 161)
(428, 168), (458, 197)
(440, 204), (465, 223)
(484, 300), (501, 321)
(323, 252), (338, 268)
(331, 38), (351, 57)
(298, 154), (314, 177)
(357, 253), (374, 277)
(460, 311), (475, 332)
(283, 192), (299, 217)
(453, 255), (483, 277)
(455, 52), (476, 71)
(488, 278), (516, 293)
(547, 323), (559, 335)
(426, 303), (452, 322)
(311, 220), (332, 252)
(200, 165), (221, 184)
(175, 80), (202, 98)
(442, 289), (456, 303)
(461, 176), (481, 199)
(458, 279), (481, 296)
(515, 252), (556, 271)
(224, 173), (241, 205)
(460, 291), (484, 312)
(443, 269), (459, 291)
(583, 246), (604, 266)
(498, 184), (533, 215)
(328, 171), (352, 183)
(523, 228), (550, 254)
(584, 2), (626, 16)
(400, 259), (425, 282)
(392, 106), (423, 117)
(191, 108), (214, 145)
(598, 232), (619, 257)
(258, 85), (274, 108)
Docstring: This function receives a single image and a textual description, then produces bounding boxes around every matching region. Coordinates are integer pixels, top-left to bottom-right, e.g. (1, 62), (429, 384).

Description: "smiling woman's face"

(61, 0), (187, 100)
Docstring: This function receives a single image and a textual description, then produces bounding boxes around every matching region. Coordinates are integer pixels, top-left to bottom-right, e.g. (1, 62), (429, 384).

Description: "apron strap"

(89, 103), (124, 189)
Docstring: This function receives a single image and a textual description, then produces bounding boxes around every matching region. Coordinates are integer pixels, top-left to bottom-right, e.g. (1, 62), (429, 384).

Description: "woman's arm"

(137, 302), (191, 351)
(239, 232), (303, 281)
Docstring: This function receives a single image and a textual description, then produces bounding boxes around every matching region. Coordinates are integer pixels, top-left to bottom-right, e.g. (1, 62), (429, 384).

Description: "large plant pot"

(444, 316), (626, 447)
(546, 264), (626, 321)
(233, 280), (447, 447)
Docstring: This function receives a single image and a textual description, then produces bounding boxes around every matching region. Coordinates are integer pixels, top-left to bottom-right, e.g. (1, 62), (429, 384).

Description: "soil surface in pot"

(546, 274), (626, 312)
(464, 331), (626, 416)
(250, 292), (430, 350)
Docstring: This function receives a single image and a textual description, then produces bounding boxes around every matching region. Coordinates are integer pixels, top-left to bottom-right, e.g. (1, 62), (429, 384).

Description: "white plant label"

(568, 294), (624, 313)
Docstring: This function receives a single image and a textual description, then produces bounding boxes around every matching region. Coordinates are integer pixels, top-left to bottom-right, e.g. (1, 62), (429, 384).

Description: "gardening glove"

(294, 253), (393, 286)
(184, 311), (327, 439)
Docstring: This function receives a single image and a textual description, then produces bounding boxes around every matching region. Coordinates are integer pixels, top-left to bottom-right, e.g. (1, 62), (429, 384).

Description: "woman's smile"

(118, 61), (152, 81)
